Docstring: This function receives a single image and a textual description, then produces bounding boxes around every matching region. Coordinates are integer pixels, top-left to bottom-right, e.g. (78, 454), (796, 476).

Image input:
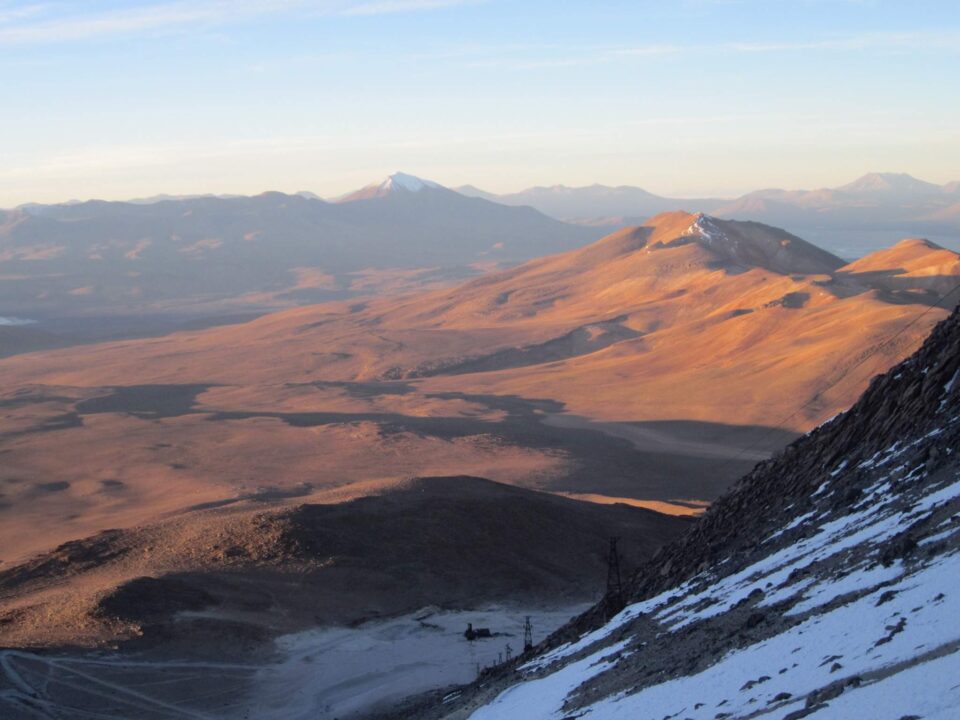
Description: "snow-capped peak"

(335, 172), (444, 202)
(379, 172), (440, 193)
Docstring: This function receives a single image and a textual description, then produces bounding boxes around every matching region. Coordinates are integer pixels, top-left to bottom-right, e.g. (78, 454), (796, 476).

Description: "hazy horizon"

(2, 0), (959, 206)
(6, 168), (959, 210)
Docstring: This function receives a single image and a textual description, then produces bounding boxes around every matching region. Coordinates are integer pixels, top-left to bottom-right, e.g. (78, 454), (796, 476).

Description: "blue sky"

(1, 0), (958, 204)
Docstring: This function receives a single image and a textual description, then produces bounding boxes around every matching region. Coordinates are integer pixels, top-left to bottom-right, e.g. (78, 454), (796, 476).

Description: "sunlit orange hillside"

(0, 212), (956, 563)
(3, 211), (952, 424)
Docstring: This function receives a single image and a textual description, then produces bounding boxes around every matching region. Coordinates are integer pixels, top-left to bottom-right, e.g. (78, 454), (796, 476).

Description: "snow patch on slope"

(468, 424), (960, 720)
(0, 316), (37, 326)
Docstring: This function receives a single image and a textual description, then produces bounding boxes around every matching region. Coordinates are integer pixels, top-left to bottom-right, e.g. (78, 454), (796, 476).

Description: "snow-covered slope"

(404, 306), (960, 720)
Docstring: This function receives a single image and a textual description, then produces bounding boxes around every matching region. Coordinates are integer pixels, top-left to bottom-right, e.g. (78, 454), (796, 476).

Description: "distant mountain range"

(454, 182), (727, 221)
(0, 173), (602, 345)
(457, 172), (960, 257)
(4, 170), (957, 352)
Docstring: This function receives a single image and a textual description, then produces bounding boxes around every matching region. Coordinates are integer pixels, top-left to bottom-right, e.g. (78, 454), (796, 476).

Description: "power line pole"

(523, 616), (533, 653)
(605, 536), (625, 619)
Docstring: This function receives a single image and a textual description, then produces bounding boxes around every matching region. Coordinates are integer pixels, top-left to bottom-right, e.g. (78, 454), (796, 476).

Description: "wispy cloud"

(613, 43), (684, 57)
(343, 0), (481, 16)
(616, 30), (960, 57)
(0, 0), (476, 45)
(0, 1), (51, 25)
(725, 31), (960, 53)
(445, 28), (960, 74)
(463, 29), (960, 71)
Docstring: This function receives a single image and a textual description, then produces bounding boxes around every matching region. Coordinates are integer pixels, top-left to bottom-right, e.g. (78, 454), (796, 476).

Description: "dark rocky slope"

(0, 476), (689, 651)
(633, 303), (960, 600)
(397, 304), (960, 720)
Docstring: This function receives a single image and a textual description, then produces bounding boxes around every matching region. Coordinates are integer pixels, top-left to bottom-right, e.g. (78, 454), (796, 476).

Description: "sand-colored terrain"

(0, 212), (957, 581)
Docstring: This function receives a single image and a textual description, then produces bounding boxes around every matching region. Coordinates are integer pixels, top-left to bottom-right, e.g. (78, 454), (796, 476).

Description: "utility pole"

(605, 536), (625, 619)
(523, 616), (533, 653)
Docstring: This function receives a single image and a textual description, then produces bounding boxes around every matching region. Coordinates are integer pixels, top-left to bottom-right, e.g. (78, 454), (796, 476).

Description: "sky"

(1, 0), (958, 205)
